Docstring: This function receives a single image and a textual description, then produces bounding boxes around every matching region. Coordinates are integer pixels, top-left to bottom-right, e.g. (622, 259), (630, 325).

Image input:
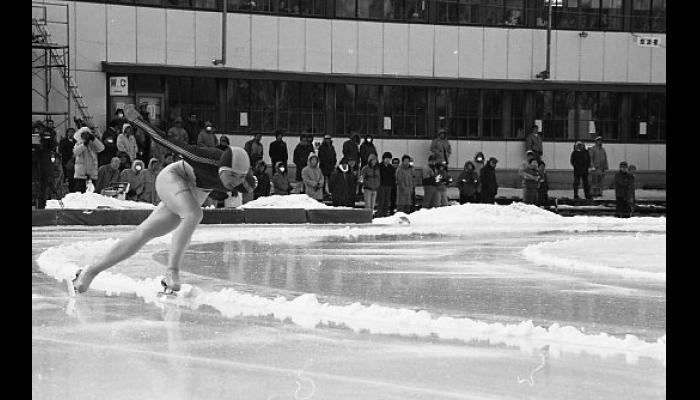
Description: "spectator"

(390, 157), (400, 213)
(253, 159), (271, 199)
(32, 123), (57, 209)
(480, 157), (499, 203)
(432, 160), (452, 208)
(98, 124), (119, 167)
(269, 130), (288, 168)
(421, 154), (438, 209)
(570, 141), (592, 200)
(217, 135), (230, 152)
(377, 152), (396, 217)
(614, 161), (633, 218)
(302, 153), (324, 201)
(347, 157), (360, 198)
(473, 151), (486, 202)
(48, 151), (66, 201)
(95, 156), (122, 194)
(133, 124), (151, 163)
(430, 129), (452, 164)
(108, 108), (127, 133)
(628, 164), (637, 216)
(197, 121), (219, 148)
(272, 162), (291, 195)
(119, 159), (146, 201)
(140, 158), (161, 205)
(59, 127), (77, 192)
(166, 117), (188, 144)
(360, 154), (381, 214)
(318, 134), (337, 196)
(525, 124), (543, 160)
(342, 133), (361, 172)
(456, 161), (480, 204)
(117, 123), (138, 162)
(117, 151), (131, 172)
(589, 136), (609, 197)
(395, 155), (415, 214)
(537, 160), (549, 207)
(244, 133), (265, 167)
(359, 134), (378, 169)
(163, 152), (174, 167)
(293, 134), (315, 182)
(72, 127), (104, 193)
(184, 113), (200, 145)
(328, 158), (357, 207)
(520, 158), (540, 205)
(505, 8), (522, 25)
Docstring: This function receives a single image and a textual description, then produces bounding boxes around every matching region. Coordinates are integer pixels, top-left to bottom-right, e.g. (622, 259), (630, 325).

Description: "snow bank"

(46, 192), (156, 210)
(239, 194), (338, 209)
(36, 238), (665, 365)
(523, 234), (666, 281)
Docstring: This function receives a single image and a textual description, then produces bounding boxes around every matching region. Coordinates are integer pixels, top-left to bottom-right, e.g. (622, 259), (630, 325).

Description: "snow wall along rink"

(33, 203), (666, 399)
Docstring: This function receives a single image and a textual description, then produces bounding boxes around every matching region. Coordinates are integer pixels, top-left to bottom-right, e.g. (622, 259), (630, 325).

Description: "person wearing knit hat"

(70, 106), (257, 296)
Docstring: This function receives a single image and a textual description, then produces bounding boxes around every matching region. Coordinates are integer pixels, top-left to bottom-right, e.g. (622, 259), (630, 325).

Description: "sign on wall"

(637, 36), (661, 47)
(383, 117), (392, 130)
(109, 76), (129, 95)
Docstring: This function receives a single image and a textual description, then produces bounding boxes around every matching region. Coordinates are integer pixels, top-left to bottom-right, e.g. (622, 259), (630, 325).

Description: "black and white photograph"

(32, 1), (666, 398)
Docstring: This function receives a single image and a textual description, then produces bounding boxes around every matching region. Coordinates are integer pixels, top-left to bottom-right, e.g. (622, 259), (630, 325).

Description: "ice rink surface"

(32, 204), (666, 399)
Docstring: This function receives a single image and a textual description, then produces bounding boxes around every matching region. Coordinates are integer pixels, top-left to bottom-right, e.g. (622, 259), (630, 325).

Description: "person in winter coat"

(119, 159), (146, 201)
(216, 135), (230, 152)
(421, 154), (438, 209)
(390, 157), (400, 212)
(519, 158), (540, 204)
(537, 160), (549, 207)
(377, 152), (396, 217)
(570, 141), (592, 199)
(272, 161), (291, 195)
(244, 133), (265, 167)
(328, 158), (357, 207)
(525, 124), (543, 160)
(480, 157), (499, 203)
(166, 117), (189, 144)
(614, 161), (634, 218)
(456, 161), (479, 204)
(98, 125), (119, 167)
(302, 153), (324, 201)
(140, 158), (162, 205)
(184, 113), (200, 145)
(253, 159), (271, 199)
(32, 123), (57, 208)
(95, 156), (122, 194)
(432, 160), (452, 208)
(360, 154), (381, 213)
(430, 129), (452, 164)
(293, 134), (315, 182)
(197, 121), (219, 148)
(395, 155), (415, 214)
(359, 134), (378, 169)
(473, 152), (485, 201)
(589, 136), (608, 197)
(117, 123), (138, 162)
(627, 164), (637, 215)
(342, 133), (361, 172)
(73, 127), (105, 193)
(318, 134), (337, 195)
(269, 130), (288, 168)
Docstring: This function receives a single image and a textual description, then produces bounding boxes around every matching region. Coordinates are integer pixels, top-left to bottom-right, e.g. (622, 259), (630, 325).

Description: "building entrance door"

(136, 94), (163, 128)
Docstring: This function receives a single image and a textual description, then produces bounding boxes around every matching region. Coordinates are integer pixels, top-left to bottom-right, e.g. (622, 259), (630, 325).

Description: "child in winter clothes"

(456, 161), (479, 204)
(302, 153), (324, 201)
(272, 162), (291, 195)
(253, 159), (271, 199)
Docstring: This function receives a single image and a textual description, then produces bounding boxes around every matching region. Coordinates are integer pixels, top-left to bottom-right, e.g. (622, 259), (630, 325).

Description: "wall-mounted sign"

(534, 119), (543, 132)
(588, 120), (596, 134)
(383, 116), (392, 130)
(639, 122), (647, 136)
(109, 76), (128, 95)
(240, 112), (248, 127)
(637, 36), (661, 47)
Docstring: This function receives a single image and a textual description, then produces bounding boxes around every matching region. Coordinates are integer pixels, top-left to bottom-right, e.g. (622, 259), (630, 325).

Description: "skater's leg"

(74, 203), (181, 292)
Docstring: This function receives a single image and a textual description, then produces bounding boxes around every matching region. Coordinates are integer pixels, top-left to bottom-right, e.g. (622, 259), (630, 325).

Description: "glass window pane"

(358, 0), (384, 19)
(651, 0), (665, 32)
(580, 0), (600, 29)
(300, 0), (325, 15)
(482, 89), (502, 138)
(504, 0), (524, 26)
(553, 0), (579, 29)
(192, 0), (219, 9)
(406, 0), (428, 22)
(383, 0), (405, 20)
(631, 0), (651, 31)
(438, 0), (460, 23)
(481, 0), (503, 26)
(509, 90), (525, 138)
(336, 0), (356, 17)
(600, 0), (623, 30)
(165, 1), (191, 7)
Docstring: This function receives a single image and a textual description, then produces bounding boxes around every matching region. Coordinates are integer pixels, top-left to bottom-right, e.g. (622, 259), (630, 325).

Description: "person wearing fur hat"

(71, 107), (257, 295)
(72, 127), (105, 193)
(253, 159), (271, 199)
(302, 152), (324, 201)
(570, 141), (592, 200)
(329, 158), (357, 207)
(272, 161), (291, 195)
(116, 123), (138, 162)
(197, 121), (219, 148)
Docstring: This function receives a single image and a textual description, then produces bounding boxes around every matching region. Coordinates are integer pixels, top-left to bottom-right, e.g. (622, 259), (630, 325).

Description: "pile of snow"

(240, 194), (339, 209)
(523, 234), (666, 281)
(46, 192), (156, 210)
(36, 238), (665, 365)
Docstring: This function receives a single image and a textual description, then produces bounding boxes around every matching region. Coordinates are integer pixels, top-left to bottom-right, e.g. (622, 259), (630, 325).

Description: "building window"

(435, 88), (479, 138)
(580, 0), (600, 29)
(165, 76), (218, 128)
(503, 0), (525, 25)
(576, 91), (619, 141)
(227, 79), (250, 132)
(250, 80), (275, 133)
(299, 82), (326, 134)
(406, 0), (428, 21)
(382, 86), (427, 136)
(631, 0), (650, 31)
(437, 0), (460, 23)
(600, 0), (623, 30)
(481, 89), (502, 138)
(508, 90), (526, 138)
(336, 0), (356, 18)
(335, 84), (381, 135)
(650, 0), (665, 32)
(630, 93), (665, 141)
(535, 90), (575, 139)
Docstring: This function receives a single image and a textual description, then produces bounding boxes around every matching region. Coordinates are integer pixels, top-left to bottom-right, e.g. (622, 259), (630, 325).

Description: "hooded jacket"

(456, 162), (479, 196)
(589, 144), (609, 171)
(117, 126), (138, 162)
(359, 138), (378, 166)
(342, 136), (360, 163)
(525, 132), (543, 155)
(244, 138), (264, 166)
(395, 164), (415, 206)
(95, 162), (121, 194)
(480, 163), (498, 197)
(301, 152), (324, 200)
(272, 161), (291, 195)
(570, 142), (591, 173)
(73, 127), (105, 179)
(318, 140), (337, 176)
(293, 140), (315, 170)
(430, 136), (452, 164)
(119, 159), (146, 200)
(140, 158), (161, 205)
(360, 154), (381, 191)
(197, 124), (219, 148)
(329, 160), (357, 206)
(98, 128), (119, 166)
(253, 160), (271, 199)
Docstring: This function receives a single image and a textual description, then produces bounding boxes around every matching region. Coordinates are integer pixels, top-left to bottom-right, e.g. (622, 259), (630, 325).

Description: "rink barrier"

(31, 208), (373, 226)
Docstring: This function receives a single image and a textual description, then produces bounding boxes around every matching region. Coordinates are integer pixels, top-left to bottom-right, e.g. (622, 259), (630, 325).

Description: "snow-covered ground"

(33, 203), (665, 399)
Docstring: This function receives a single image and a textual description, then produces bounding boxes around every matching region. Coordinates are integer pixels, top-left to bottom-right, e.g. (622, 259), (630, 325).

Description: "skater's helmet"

(218, 146), (250, 175)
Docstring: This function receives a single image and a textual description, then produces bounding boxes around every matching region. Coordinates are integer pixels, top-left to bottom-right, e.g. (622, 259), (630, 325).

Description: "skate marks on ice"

(517, 345), (549, 387)
(36, 237), (666, 367)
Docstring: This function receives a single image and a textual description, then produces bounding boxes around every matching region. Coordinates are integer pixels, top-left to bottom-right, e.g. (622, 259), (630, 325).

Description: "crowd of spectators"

(33, 112), (636, 218)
